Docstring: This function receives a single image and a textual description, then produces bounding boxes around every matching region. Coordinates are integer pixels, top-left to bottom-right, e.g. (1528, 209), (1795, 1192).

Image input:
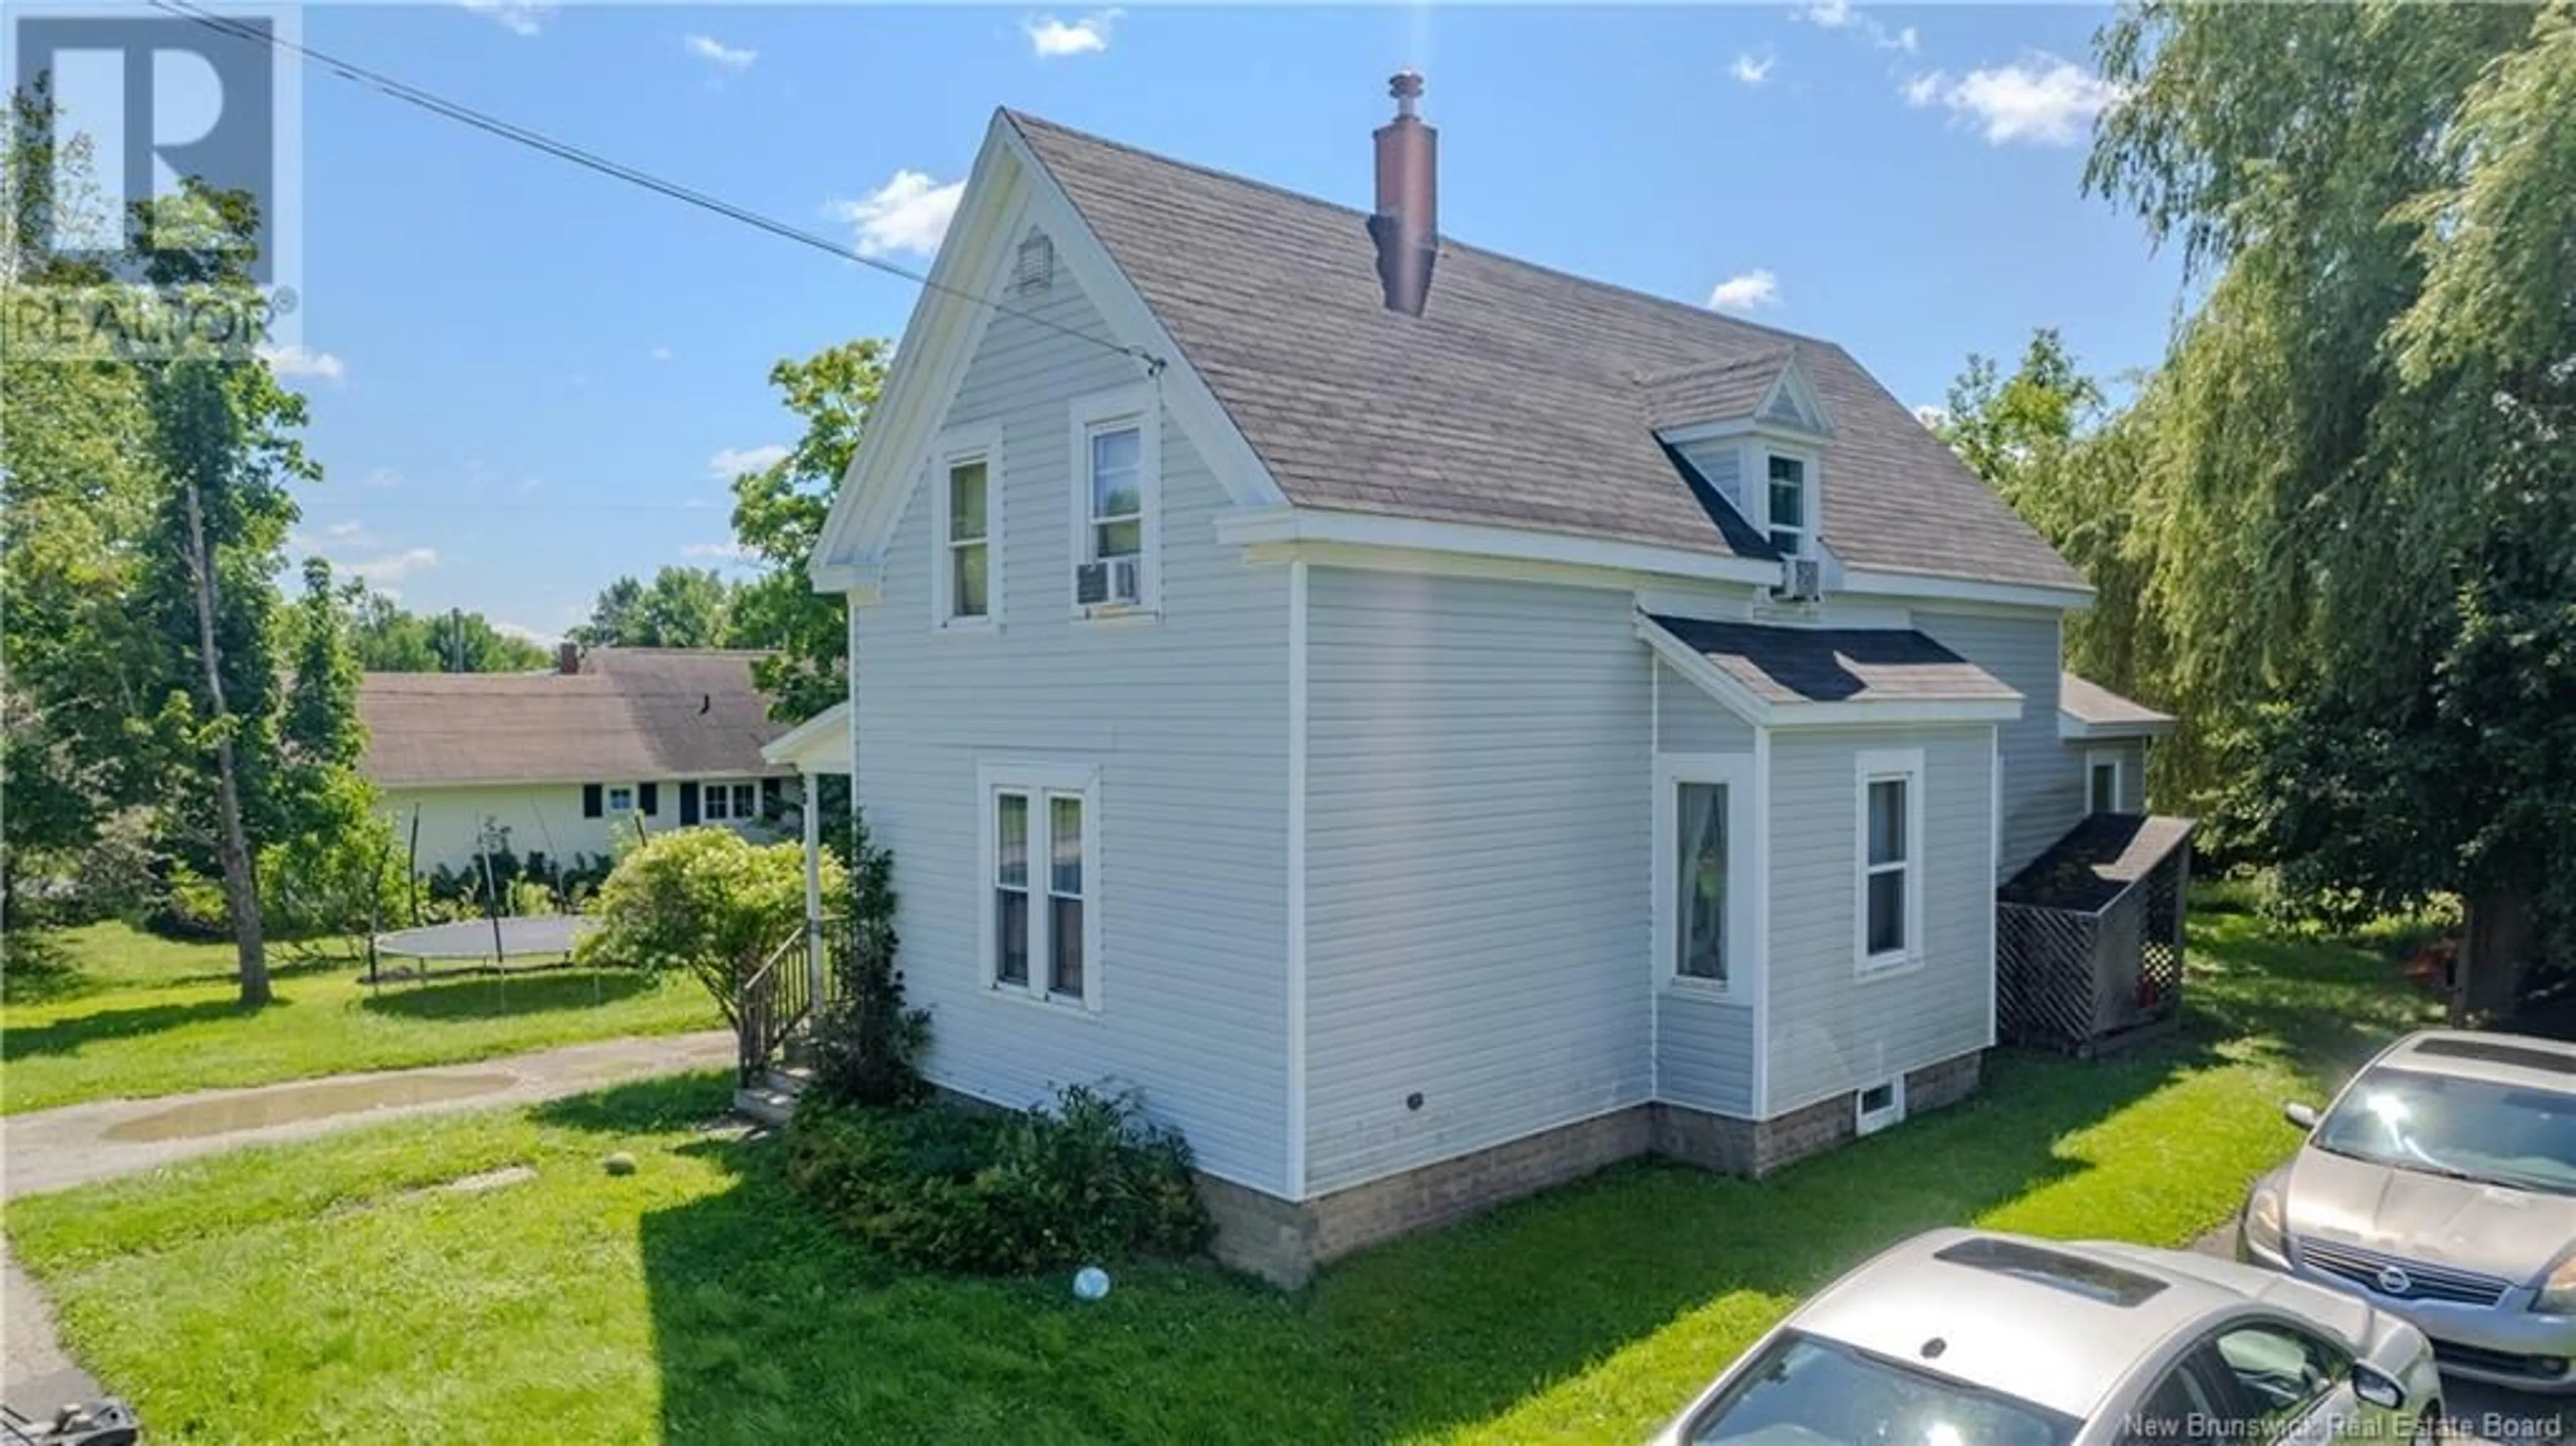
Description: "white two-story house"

(800, 79), (2181, 1286)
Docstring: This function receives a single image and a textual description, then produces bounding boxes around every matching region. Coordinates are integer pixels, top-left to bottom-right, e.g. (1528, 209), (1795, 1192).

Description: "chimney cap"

(1389, 69), (1425, 117)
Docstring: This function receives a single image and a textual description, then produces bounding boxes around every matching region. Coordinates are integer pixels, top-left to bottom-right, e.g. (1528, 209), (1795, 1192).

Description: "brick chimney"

(1366, 70), (1438, 317)
(557, 641), (580, 675)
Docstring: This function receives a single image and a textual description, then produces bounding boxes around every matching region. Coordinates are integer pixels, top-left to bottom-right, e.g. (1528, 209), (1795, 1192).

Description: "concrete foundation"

(1203, 1048), (1987, 1288)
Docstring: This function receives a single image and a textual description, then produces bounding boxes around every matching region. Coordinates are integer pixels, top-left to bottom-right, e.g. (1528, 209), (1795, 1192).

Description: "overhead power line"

(144, 0), (1167, 374)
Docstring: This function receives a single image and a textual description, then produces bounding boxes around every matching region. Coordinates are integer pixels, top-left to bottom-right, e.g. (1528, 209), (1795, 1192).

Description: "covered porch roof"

(759, 701), (851, 775)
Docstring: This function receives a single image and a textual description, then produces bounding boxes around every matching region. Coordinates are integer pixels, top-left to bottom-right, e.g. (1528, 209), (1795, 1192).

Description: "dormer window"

(1767, 453), (1809, 558)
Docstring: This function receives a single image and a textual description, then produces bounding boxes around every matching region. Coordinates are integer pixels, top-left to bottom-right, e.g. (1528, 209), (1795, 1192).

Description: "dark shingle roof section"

(358, 649), (792, 788)
(1649, 615), (2020, 707)
(2059, 673), (2176, 731)
(1999, 815), (2196, 914)
(1008, 111), (2086, 592)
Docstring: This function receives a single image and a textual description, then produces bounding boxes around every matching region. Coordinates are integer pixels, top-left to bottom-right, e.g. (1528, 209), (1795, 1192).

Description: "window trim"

(2087, 749), (2126, 816)
(1653, 753), (1758, 998)
(1066, 383), (1161, 619)
(1856, 1076), (1907, 1136)
(604, 784), (636, 814)
(975, 761), (1102, 1013)
(1756, 443), (1821, 560)
(1854, 747), (1925, 977)
(929, 421), (1004, 633)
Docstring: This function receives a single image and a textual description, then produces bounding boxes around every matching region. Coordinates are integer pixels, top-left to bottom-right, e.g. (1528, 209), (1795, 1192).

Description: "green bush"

(807, 809), (926, 1106)
(258, 768), (405, 939)
(782, 1084), (1212, 1274)
(577, 828), (842, 1021)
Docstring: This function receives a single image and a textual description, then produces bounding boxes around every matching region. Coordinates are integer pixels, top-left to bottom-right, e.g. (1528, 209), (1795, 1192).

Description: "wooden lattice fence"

(1997, 841), (2190, 1055)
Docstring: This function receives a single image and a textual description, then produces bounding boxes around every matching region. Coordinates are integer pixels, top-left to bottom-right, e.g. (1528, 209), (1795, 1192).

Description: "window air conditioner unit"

(1776, 556), (1823, 603)
(1076, 557), (1142, 608)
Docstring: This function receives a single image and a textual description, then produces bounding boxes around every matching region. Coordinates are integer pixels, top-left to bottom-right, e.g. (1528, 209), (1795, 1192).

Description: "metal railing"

(736, 915), (847, 1085)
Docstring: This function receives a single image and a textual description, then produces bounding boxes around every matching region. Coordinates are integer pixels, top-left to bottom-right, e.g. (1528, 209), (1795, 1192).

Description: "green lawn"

(5, 900), (2444, 1444)
(0, 922), (722, 1115)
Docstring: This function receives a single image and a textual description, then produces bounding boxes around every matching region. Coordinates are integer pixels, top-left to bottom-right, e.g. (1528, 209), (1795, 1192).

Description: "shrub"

(576, 828), (843, 1022)
(782, 1084), (1212, 1274)
(807, 809), (926, 1106)
(258, 768), (405, 939)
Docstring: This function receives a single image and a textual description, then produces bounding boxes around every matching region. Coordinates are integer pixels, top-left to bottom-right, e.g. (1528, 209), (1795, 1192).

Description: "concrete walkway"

(1, 1029), (734, 1408)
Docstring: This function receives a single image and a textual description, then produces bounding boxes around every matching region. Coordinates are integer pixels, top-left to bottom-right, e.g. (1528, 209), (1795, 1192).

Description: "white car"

(1652, 1227), (2443, 1446)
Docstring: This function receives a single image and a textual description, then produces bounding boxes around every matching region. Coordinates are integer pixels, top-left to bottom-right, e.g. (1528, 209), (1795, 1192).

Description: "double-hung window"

(1856, 749), (1923, 973)
(702, 780), (759, 822)
(981, 764), (1100, 1010)
(1766, 453), (1810, 558)
(1068, 384), (1160, 615)
(1654, 755), (1755, 992)
(930, 423), (1002, 629)
(2088, 751), (2124, 815)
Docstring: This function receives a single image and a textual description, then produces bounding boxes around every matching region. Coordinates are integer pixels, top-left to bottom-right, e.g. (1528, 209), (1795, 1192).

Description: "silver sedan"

(2239, 1029), (2576, 1394)
(1654, 1227), (2440, 1446)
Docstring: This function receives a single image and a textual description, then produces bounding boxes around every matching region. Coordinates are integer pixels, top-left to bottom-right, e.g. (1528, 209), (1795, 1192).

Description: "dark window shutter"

(761, 778), (782, 815)
(678, 781), (700, 826)
(639, 782), (660, 816)
(582, 784), (603, 819)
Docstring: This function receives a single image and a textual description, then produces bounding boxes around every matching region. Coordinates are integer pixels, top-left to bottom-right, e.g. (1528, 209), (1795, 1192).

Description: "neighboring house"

(359, 647), (796, 879)
(798, 78), (2184, 1285)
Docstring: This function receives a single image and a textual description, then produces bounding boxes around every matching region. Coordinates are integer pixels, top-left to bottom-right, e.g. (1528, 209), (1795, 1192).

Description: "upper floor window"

(1856, 748), (1924, 974)
(1068, 385), (1160, 615)
(929, 423), (1002, 629)
(1767, 453), (1809, 558)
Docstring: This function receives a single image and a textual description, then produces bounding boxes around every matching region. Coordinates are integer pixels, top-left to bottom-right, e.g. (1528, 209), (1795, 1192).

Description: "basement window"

(1857, 1079), (1906, 1135)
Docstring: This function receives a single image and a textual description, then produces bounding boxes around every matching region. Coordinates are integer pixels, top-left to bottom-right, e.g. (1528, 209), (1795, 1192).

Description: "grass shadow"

(356, 969), (651, 1022)
(0, 994), (276, 1062)
(619, 1037), (2214, 1443)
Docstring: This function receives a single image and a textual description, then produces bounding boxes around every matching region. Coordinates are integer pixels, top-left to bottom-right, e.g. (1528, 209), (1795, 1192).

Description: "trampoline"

(368, 914), (598, 983)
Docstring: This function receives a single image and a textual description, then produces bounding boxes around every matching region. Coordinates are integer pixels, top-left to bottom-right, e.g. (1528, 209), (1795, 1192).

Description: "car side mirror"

(2351, 1363), (2405, 1411)
(2284, 1102), (2319, 1131)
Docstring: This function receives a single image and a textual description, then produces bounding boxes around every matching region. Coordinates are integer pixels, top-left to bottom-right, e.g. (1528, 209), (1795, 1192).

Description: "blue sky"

(255, 2), (2180, 643)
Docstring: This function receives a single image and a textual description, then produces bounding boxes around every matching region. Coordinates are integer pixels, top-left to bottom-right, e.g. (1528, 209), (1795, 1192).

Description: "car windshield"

(1685, 1331), (2078, 1446)
(2314, 1066), (2576, 1195)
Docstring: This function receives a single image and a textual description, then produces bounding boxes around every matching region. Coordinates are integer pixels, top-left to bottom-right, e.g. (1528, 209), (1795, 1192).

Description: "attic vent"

(1014, 234), (1055, 293)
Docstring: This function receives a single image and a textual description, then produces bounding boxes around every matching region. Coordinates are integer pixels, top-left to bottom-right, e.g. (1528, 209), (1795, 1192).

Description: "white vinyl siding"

(1766, 725), (1994, 1115)
(1914, 610), (2077, 877)
(1657, 658), (1757, 753)
(1303, 569), (1652, 1196)
(849, 255), (1291, 1193)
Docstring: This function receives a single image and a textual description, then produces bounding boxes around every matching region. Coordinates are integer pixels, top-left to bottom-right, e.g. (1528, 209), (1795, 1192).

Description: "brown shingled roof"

(2000, 815), (2196, 915)
(1649, 616), (2020, 707)
(1008, 111), (2087, 594)
(358, 649), (792, 788)
(2059, 673), (2176, 733)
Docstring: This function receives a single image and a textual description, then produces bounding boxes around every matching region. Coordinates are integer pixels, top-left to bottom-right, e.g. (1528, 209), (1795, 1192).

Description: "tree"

(570, 566), (737, 649)
(727, 339), (890, 722)
(2086, 0), (2576, 1002)
(283, 559), (362, 776)
(577, 829), (845, 1028)
(339, 584), (548, 672)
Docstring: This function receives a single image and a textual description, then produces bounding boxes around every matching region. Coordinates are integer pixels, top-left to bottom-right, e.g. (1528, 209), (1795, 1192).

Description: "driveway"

(1, 1029), (734, 1410)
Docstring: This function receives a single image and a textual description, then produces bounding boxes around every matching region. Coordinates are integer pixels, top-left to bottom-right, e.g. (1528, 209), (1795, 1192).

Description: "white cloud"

(825, 170), (965, 260)
(647, 346), (674, 362)
(1909, 56), (2125, 146)
(1730, 52), (1775, 87)
(460, 0), (549, 36)
(1799, 1), (1917, 55)
(685, 34), (756, 71)
(492, 620), (554, 645)
(343, 548), (439, 585)
(325, 519), (372, 541)
(360, 466), (402, 490)
(257, 344), (345, 382)
(1024, 9), (1122, 58)
(1912, 403), (1949, 430)
(1707, 268), (1781, 313)
(684, 541), (756, 563)
(708, 444), (790, 480)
